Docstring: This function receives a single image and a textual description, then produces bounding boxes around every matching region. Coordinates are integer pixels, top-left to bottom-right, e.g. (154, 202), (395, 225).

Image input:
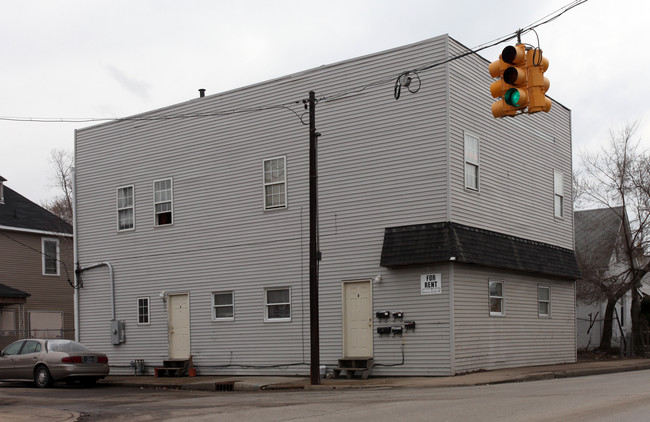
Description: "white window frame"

(489, 280), (505, 316)
(137, 297), (150, 325)
(42, 238), (60, 276)
(117, 185), (135, 231)
(538, 286), (551, 317)
(263, 156), (287, 210)
(264, 287), (291, 322)
(464, 133), (480, 191)
(212, 291), (234, 321)
(554, 170), (564, 218)
(153, 178), (173, 226)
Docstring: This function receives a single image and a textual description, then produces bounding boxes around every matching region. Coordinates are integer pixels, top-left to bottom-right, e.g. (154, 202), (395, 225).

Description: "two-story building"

(74, 34), (580, 376)
(0, 176), (74, 350)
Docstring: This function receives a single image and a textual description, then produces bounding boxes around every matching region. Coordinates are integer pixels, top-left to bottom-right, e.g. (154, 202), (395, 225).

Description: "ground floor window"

(137, 297), (150, 325)
(265, 288), (291, 321)
(212, 292), (234, 320)
(489, 280), (505, 316)
(29, 311), (63, 338)
(0, 309), (15, 335)
(538, 286), (551, 317)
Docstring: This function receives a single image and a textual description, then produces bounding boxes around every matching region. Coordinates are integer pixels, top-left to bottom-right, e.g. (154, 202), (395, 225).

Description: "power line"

(0, 0), (588, 124)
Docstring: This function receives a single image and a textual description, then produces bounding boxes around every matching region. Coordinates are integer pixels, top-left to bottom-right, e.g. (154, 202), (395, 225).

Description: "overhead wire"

(0, 0), (588, 123)
(0, 230), (78, 289)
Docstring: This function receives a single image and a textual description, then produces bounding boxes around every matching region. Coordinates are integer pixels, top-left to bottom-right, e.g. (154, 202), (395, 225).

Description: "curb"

(98, 360), (650, 392)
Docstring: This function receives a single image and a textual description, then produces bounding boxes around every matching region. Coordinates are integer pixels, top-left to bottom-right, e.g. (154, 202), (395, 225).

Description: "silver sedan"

(0, 339), (109, 387)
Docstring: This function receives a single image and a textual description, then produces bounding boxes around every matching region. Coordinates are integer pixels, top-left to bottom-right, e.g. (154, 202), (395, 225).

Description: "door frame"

(341, 279), (373, 358)
(167, 292), (191, 359)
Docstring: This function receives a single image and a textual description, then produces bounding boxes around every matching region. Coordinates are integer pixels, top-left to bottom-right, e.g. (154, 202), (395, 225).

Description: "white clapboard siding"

(75, 34), (575, 376)
(452, 265), (576, 373)
(447, 39), (574, 250)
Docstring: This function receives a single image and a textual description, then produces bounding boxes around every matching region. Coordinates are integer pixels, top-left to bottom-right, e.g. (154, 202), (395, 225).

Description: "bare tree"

(42, 148), (74, 225)
(576, 121), (650, 353)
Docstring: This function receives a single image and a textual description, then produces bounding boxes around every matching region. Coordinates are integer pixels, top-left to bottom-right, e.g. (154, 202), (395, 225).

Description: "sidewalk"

(98, 357), (650, 392)
(5, 359), (650, 422)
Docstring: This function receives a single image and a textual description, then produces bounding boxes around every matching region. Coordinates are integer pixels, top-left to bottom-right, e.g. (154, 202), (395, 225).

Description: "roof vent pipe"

(199, 88), (206, 98)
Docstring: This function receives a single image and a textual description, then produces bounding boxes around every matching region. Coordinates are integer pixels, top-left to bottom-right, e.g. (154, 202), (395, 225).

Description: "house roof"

(0, 283), (30, 298)
(574, 207), (624, 269)
(380, 222), (581, 280)
(0, 185), (72, 235)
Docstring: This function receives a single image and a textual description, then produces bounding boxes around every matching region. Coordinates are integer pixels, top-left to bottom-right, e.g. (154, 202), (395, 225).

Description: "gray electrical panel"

(110, 320), (126, 345)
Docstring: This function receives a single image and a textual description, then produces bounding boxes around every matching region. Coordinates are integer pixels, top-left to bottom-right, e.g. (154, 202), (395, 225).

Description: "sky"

(1, 0), (648, 205)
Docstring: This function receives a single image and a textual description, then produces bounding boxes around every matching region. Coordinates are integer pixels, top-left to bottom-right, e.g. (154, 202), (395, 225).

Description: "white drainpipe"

(72, 164), (79, 341)
(77, 262), (116, 321)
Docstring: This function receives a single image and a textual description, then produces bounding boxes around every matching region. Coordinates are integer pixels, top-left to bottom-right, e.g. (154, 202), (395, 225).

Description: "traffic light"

(489, 44), (528, 118)
(526, 49), (551, 114)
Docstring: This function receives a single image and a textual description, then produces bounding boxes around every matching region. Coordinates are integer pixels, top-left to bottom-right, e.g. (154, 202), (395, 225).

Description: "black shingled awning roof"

(0, 283), (30, 298)
(380, 222), (581, 280)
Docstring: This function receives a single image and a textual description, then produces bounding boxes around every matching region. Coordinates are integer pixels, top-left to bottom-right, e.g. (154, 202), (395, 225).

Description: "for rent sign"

(421, 273), (442, 295)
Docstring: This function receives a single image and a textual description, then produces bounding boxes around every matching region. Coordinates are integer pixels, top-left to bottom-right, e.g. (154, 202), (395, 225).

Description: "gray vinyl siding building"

(74, 34), (579, 376)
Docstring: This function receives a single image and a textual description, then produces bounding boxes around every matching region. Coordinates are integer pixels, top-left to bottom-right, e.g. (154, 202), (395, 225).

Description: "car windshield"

(46, 340), (91, 353)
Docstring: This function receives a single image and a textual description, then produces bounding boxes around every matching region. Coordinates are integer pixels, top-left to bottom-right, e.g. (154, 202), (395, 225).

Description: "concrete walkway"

(98, 357), (650, 392)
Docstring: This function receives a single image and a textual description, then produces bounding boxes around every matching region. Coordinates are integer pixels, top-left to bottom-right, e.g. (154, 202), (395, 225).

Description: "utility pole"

(308, 91), (321, 385)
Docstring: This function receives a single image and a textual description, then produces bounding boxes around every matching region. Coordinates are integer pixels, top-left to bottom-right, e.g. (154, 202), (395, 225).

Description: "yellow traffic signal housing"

(489, 44), (529, 118)
(526, 49), (551, 113)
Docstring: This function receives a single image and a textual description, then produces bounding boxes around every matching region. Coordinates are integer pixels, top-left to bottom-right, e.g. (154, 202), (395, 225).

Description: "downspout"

(72, 161), (79, 341)
(76, 262), (116, 321)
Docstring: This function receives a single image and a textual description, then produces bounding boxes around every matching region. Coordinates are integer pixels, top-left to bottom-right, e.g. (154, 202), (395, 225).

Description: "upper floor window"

(263, 157), (287, 210)
(42, 238), (59, 276)
(554, 171), (564, 218)
(154, 178), (173, 226)
(117, 185), (135, 231)
(489, 280), (504, 316)
(464, 133), (480, 191)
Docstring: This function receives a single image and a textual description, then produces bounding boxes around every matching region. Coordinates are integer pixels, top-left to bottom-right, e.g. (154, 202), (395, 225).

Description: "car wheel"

(34, 366), (52, 388)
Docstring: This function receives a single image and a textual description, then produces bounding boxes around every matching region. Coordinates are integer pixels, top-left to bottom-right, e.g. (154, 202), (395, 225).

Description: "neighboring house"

(0, 176), (74, 350)
(74, 34), (580, 376)
(575, 207), (634, 350)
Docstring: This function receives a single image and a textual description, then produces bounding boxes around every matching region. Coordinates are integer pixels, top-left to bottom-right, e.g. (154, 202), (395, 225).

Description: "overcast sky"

(2, 0), (648, 204)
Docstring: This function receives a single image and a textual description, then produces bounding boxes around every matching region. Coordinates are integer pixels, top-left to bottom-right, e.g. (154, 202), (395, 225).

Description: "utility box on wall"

(111, 320), (126, 345)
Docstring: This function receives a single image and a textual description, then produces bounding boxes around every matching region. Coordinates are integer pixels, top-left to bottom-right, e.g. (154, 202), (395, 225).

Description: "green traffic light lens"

(505, 88), (521, 107)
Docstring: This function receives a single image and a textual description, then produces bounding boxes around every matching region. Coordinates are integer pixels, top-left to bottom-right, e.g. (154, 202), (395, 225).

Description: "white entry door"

(168, 293), (190, 359)
(343, 280), (373, 357)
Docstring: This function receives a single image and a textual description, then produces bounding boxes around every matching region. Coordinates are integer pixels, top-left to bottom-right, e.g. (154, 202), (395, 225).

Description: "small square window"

(212, 292), (234, 321)
(137, 297), (150, 325)
(489, 280), (504, 316)
(265, 288), (291, 321)
(538, 286), (551, 317)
